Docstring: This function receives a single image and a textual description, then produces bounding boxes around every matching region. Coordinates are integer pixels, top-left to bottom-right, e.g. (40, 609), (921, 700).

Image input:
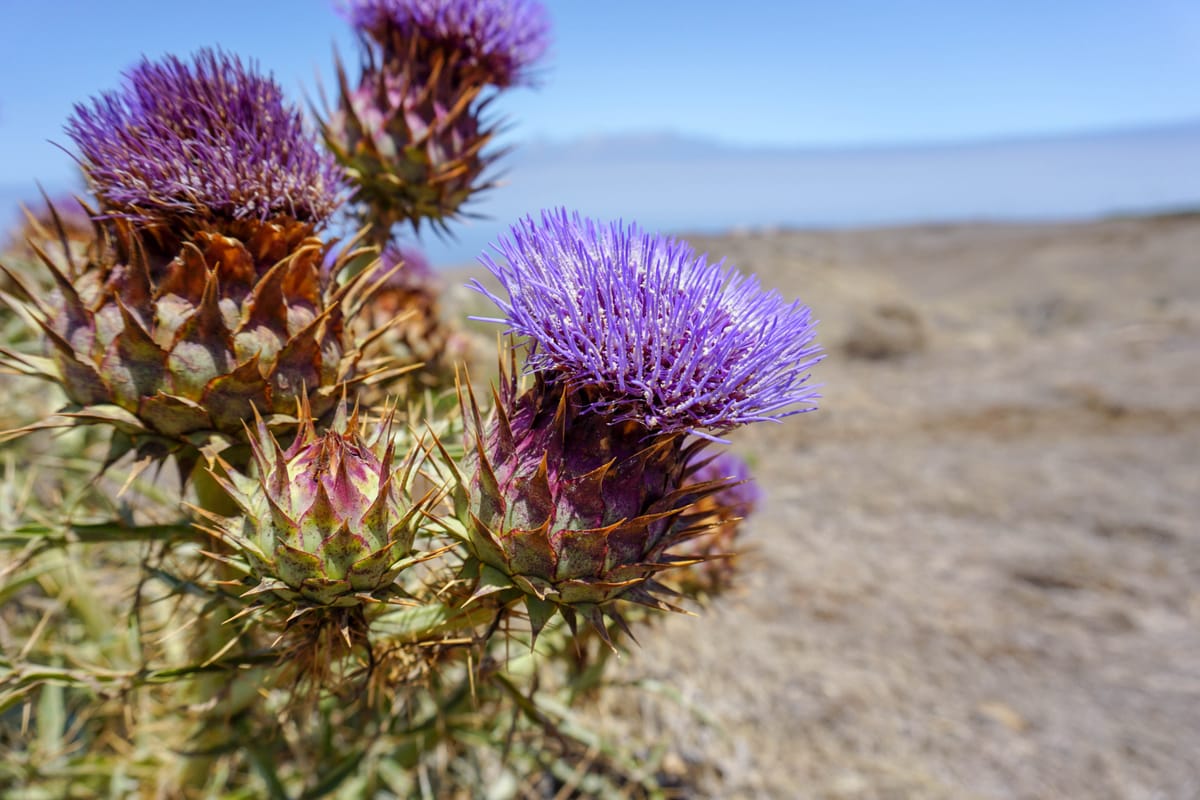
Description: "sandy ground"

(558, 215), (1200, 799)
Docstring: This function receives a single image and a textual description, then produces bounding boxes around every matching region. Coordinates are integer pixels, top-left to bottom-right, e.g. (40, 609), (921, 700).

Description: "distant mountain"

(516, 133), (731, 163)
(5, 121), (1198, 267)
(423, 120), (1200, 265)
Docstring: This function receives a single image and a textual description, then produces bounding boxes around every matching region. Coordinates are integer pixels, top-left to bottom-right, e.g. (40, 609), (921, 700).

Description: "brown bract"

(0, 211), (398, 478)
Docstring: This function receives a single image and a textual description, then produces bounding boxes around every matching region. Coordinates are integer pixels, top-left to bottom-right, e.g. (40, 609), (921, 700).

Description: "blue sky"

(1, 0), (1198, 265)
(1, 0), (1198, 189)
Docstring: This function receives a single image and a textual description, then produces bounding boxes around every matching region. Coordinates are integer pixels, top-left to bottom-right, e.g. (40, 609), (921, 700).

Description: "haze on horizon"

(1, 0), (1197, 263)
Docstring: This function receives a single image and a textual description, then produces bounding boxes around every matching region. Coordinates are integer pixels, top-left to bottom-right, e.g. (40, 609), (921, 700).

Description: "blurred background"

(1, 0), (1197, 265)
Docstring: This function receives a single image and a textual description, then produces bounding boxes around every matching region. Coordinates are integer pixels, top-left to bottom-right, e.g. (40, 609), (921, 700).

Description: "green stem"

(0, 521), (201, 549)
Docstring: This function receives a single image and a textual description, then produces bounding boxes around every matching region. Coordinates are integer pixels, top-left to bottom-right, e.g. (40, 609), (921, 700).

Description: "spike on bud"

(668, 450), (762, 597)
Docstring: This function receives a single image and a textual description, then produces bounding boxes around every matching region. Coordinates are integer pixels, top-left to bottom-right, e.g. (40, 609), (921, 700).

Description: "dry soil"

(561, 214), (1200, 799)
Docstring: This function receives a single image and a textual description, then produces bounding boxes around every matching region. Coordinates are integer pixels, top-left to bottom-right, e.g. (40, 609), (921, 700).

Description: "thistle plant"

(1, 50), (383, 477)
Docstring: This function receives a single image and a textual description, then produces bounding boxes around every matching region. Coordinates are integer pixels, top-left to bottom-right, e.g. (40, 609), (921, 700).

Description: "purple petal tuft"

(472, 210), (823, 435)
(66, 48), (345, 226)
(345, 0), (551, 87)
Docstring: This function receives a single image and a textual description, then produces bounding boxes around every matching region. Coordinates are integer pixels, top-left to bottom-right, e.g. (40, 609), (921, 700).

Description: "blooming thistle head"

(456, 212), (819, 639)
(471, 209), (823, 439)
(66, 48), (344, 232)
(327, 0), (549, 233)
(0, 51), (381, 480)
(670, 450), (763, 597)
(345, 0), (550, 88)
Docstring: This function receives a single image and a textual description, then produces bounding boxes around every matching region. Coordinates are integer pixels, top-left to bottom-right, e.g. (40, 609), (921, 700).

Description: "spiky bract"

(688, 450), (761, 519)
(4, 194), (96, 265)
(363, 244), (452, 374)
(670, 450), (761, 596)
(66, 48), (343, 229)
(471, 210), (823, 438)
(202, 404), (430, 607)
(461, 371), (724, 637)
(1, 215), (373, 475)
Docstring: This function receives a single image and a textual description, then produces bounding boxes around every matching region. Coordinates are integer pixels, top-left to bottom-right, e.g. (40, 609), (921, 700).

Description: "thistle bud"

(202, 404), (429, 607)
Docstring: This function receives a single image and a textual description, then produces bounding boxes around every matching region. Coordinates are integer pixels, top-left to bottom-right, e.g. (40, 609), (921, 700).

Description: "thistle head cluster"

(67, 48), (344, 232)
(0, 15), (831, 790)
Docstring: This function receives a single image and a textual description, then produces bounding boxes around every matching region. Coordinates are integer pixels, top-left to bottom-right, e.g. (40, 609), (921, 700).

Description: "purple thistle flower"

(376, 243), (438, 291)
(688, 450), (762, 518)
(471, 210), (823, 438)
(345, 0), (551, 87)
(66, 49), (345, 226)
